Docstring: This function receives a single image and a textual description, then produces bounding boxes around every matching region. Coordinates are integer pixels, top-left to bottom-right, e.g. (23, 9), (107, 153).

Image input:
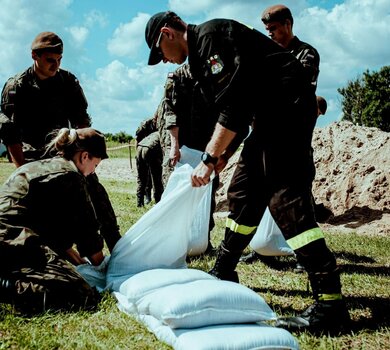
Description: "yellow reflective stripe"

(225, 218), (257, 235)
(286, 227), (324, 250)
(318, 293), (342, 301)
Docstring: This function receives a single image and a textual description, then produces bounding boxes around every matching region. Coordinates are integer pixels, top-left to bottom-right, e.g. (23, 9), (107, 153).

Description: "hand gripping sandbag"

(166, 146), (212, 256)
(249, 207), (294, 256)
(106, 164), (211, 291)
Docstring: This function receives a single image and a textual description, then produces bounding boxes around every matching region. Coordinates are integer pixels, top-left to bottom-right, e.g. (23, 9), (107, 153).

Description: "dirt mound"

(216, 121), (390, 236)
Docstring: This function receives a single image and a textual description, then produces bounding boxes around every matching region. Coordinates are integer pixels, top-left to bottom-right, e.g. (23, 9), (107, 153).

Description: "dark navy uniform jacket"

(186, 19), (317, 151)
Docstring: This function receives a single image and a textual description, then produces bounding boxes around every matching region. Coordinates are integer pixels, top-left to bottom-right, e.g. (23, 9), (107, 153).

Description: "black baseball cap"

(145, 11), (177, 65)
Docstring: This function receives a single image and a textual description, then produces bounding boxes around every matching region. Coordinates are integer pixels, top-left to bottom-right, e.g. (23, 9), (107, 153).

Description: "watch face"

(201, 153), (208, 161)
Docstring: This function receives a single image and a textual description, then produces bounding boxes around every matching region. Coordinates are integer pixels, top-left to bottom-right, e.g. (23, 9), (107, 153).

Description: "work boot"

(276, 267), (350, 333)
(275, 299), (350, 334)
(137, 195), (144, 207)
(294, 262), (306, 273)
(0, 276), (15, 304)
(239, 250), (261, 264)
(208, 241), (241, 283)
(145, 193), (152, 205)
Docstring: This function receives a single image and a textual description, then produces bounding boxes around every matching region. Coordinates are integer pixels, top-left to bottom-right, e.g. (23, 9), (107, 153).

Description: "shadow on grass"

(241, 251), (388, 276)
(252, 286), (390, 333)
(327, 205), (390, 228)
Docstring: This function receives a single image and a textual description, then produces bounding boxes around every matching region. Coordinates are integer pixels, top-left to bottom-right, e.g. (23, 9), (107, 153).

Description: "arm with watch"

(192, 123), (237, 187)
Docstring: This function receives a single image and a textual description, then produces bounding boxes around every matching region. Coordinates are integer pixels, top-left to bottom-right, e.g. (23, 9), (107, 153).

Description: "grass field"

(0, 156), (389, 349)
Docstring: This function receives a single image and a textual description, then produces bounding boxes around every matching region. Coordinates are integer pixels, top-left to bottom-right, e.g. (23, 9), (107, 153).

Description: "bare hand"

(191, 162), (214, 187)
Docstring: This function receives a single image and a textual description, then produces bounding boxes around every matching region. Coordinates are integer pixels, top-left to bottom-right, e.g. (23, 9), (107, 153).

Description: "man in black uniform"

(241, 4), (322, 266)
(0, 31), (121, 253)
(144, 11), (350, 332)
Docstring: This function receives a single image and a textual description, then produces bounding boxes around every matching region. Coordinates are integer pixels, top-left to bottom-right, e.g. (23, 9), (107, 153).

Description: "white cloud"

(67, 26), (89, 48)
(81, 60), (172, 134)
(84, 9), (108, 28)
(107, 12), (150, 58)
(1, 0), (388, 134)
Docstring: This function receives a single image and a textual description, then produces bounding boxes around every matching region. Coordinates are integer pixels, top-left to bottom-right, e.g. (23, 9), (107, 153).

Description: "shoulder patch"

(207, 54), (224, 75)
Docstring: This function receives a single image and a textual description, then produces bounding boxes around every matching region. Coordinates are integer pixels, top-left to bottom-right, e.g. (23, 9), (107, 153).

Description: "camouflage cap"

(31, 32), (63, 53)
(261, 5), (293, 25)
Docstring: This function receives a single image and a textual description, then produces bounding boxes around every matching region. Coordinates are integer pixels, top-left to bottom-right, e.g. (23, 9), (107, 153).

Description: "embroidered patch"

(207, 54), (224, 74)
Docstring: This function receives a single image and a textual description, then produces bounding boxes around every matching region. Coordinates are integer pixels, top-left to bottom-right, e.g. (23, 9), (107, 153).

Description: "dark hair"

(45, 128), (108, 160)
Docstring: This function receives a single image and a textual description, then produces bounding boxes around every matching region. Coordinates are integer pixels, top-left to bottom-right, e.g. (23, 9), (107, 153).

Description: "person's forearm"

(205, 123), (237, 157)
(169, 126), (179, 148)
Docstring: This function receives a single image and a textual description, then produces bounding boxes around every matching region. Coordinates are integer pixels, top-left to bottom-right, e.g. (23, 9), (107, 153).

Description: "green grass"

(0, 158), (389, 349)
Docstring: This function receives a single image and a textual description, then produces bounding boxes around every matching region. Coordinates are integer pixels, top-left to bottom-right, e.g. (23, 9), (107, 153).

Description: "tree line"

(338, 65), (389, 132)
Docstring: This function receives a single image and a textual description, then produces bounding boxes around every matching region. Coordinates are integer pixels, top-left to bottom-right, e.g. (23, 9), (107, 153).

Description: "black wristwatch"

(201, 152), (218, 165)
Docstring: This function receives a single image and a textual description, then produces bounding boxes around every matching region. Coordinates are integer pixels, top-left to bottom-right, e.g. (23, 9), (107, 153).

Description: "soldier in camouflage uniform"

(135, 116), (163, 207)
(156, 63), (244, 253)
(0, 127), (108, 314)
(0, 32), (121, 253)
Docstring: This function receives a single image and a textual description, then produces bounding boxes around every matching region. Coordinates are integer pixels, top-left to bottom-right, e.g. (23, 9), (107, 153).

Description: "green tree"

(105, 131), (133, 143)
(338, 66), (390, 132)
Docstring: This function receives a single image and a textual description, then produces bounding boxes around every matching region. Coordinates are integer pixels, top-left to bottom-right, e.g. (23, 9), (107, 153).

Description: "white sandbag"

(173, 323), (300, 350)
(76, 256), (110, 292)
(119, 268), (215, 303)
(136, 279), (276, 329)
(106, 164), (210, 291)
(168, 145), (212, 256)
(116, 301), (298, 350)
(250, 207), (294, 256)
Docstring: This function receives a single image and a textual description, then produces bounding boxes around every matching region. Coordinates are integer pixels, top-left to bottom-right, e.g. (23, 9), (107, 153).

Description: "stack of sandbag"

(77, 162), (299, 349)
(114, 268), (299, 350)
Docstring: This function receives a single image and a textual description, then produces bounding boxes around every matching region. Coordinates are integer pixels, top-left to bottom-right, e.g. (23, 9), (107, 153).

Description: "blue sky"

(0, 0), (389, 136)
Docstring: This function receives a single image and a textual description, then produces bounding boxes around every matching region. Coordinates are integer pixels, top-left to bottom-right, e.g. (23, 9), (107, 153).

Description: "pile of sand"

(97, 121), (389, 236)
(216, 121), (390, 236)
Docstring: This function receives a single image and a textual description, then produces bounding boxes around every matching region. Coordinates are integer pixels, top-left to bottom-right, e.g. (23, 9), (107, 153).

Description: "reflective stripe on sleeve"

(225, 218), (257, 235)
(286, 227), (325, 250)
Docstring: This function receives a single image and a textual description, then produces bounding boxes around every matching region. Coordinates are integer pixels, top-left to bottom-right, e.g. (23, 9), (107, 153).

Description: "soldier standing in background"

(135, 116), (163, 207)
(240, 4), (324, 266)
(0, 31), (121, 253)
(156, 63), (246, 253)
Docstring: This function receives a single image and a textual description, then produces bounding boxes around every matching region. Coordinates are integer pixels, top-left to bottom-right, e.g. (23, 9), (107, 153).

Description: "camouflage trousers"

(1, 245), (101, 315)
(86, 173), (121, 252)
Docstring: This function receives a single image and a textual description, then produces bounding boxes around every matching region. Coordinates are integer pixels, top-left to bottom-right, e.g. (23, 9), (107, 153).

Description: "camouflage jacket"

(0, 157), (103, 257)
(135, 117), (157, 143)
(159, 63), (218, 152)
(0, 66), (91, 152)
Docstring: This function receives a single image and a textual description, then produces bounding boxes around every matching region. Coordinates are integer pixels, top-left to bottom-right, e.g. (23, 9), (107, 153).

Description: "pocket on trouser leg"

(13, 248), (101, 314)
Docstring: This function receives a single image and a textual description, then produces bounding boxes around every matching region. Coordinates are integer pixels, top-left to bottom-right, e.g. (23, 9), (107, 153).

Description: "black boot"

(239, 250), (262, 264)
(145, 192), (152, 205)
(0, 276), (15, 304)
(208, 241), (242, 283)
(275, 268), (350, 333)
(137, 195), (144, 207)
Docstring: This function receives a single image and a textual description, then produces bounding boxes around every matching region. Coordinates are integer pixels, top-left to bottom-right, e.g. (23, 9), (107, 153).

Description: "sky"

(0, 0), (389, 136)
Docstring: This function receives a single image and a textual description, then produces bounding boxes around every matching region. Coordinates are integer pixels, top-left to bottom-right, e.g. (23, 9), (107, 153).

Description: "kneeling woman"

(0, 128), (109, 314)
